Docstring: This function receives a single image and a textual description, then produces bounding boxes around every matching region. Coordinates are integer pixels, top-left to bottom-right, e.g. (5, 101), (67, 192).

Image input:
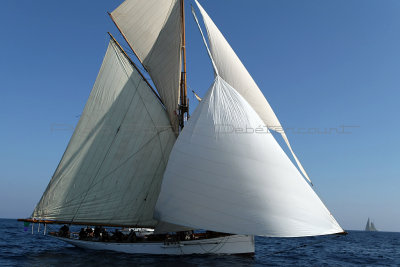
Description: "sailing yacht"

(19, 0), (344, 255)
(365, 218), (378, 231)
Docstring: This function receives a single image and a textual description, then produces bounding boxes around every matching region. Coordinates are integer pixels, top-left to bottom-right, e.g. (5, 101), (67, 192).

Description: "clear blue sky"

(0, 0), (399, 232)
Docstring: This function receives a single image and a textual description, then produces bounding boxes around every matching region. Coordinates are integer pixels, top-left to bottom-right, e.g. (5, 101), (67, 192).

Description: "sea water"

(0, 219), (399, 266)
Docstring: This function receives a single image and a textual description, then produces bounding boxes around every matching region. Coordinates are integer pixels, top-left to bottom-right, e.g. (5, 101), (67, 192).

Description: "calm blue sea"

(0, 218), (399, 266)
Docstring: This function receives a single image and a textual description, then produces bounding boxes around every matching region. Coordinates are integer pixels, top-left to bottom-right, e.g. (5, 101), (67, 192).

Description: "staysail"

(32, 38), (176, 227)
(194, 0), (311, 183)
(111, 0), (182, 133)
(155, 75), (343, 237)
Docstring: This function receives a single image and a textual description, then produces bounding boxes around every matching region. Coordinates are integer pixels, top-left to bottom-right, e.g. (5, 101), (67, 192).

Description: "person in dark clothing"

(93, 226), (101, 239)
(58, 225), (69, 238)
(101, 228), (109, 242)
(79, 228), (87, 240)
(85, 226), (93, 238)
(113, 229), (124, 242)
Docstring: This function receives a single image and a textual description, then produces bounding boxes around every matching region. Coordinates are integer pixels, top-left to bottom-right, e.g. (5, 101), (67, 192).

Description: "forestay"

(195, 0), (311, 183)
(32, 39), (176, 227)
(111, 0), (182, 133)
(155, 76), (343, 237)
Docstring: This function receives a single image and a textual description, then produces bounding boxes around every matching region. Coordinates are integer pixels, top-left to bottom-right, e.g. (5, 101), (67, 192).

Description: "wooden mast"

(179, 0), (189, 130)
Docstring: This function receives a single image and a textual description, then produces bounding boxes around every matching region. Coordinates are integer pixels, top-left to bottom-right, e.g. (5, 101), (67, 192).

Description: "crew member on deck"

(101, 228), (109, 242)
(94, 226), (101, 239)
(85, 226), (93, 237)
(58, 225), (69, 238)
(79, 228), (87, 240)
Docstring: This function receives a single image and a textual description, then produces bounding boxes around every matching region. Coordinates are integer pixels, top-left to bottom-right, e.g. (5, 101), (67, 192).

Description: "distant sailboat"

(365, 218), (378, 231)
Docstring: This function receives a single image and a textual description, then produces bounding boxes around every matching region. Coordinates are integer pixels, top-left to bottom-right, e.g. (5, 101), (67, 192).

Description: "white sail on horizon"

(365, 218), (378, 231)
(32, 39), (176, 227)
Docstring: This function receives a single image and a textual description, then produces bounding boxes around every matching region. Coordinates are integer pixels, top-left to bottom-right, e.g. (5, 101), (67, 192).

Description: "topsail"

(111, 0), (183, 132)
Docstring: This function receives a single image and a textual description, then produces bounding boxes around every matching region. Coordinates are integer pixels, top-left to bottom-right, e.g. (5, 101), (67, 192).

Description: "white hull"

(55, 235), (254, 255)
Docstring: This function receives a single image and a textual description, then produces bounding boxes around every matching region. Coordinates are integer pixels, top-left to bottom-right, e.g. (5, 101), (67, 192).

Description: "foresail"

(111, 0), (182, 133)
(155, 76), (343, 237)
(194, 0), (311, 183)
(32, 39), (176, 227)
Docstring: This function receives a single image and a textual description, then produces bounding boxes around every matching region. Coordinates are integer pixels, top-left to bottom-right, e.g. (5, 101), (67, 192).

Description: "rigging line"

(113, 31), (148, 74)
(131, 156), (165, 225)
(115, 42), (170, 163)
(108, 33), (162, 105)
(131, 101), (175, 224)
(114, 37), (176, 167)
(121, 44), (134, 55)
(118, 43), (149, 73)
(133, 126), (173, 225)
(38, 51), (147, 208)
(117, 41), (152, 81)
(75, 128), (171, 193)
(54, 44), (136, 209)
(108, 41), (176, 225)
(70, 45), (144, 223)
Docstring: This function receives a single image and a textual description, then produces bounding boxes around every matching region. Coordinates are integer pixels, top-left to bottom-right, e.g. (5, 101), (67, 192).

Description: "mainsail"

(194, 0), (311, 183)
(111, 0), (182, 132)
(32, 38), (176, 227)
